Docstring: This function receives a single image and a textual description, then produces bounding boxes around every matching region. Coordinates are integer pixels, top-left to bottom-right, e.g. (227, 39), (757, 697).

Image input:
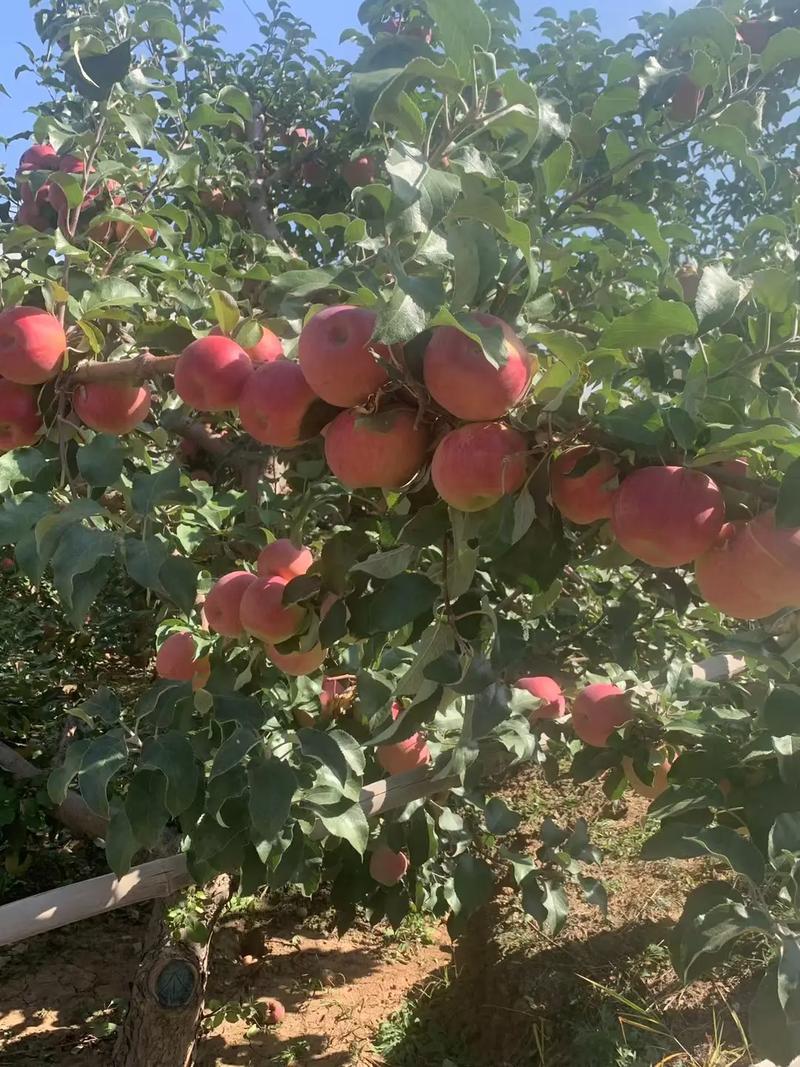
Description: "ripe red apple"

(47, 154), (97, 215)
(550, 445), (618, 525)
(369, 845), (409, 886)
(737, 19), (771, 52)
(431, 422), (527, 512)
(515, 676), (566, 720)
(113, 220), (156, 250)
(423, 314), (534, 421)
(257, 539), (313, 581)
(301, 159), (326, 186)
(0, 557), (14, 573)
(17, 144), (59, 173)
(73, 380), (151, 434)
(204, 571), (257, 636)
(265, 642), (325, 676)
(239, 359), (334, 447)
(572, 683), (632, 747)
(264, 998), (285, 1025)
(17, 200), (50, 232)
(342, 155), (377, 189)
(377, 702), (431, 775)
(0, 379), (42, 449)
(199, 188), (243, 219)
(174, 335), (253, 411)
(298, 305), (391, 407)
(156, 631), (207, 684)
(324, 407), (430, 489)
(695, 522), (785, 620)
(610, 466), (725, 567)
(741, 510), (800, 608)
(0, 307), (67, 385)
(210, 324), (283, 364)
(240, 575), (306, 643)
(622, 754), (670, 799)
(670, 74), (705, 122)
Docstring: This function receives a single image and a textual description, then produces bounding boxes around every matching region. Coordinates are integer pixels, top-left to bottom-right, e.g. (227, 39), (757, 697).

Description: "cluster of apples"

(0, 303), (155, 442)
(516, 675), (670, 798)
(550, 449), (800, 621)
(14, 143), (154, 249)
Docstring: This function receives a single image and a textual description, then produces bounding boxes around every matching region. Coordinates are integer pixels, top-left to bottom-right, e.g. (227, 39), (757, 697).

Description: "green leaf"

(600, 298), (697, 351)
(452, 852), (494, 918)
(120, 111), (155, 149)
(349, 572), (438, 636)
(695, 263), (746, 331)
(210, 289), (240, 334)
(423, 0), (490, 76)
(763, 687), (800, 737)
(248, 758), (297, 842)
(591, 84), (639, 129)
(777, 461), (800, 528)
(542, 141), (573, 195)
(51, 525), (117, 629)
(82, 278), (145, 316)
(125, 769), (169, 849)
(671, 881), (771, 983)
(699, 124), (765, 194)
(319, 803), (369, 856)
(48, 739), (92, 805)
(750, 962), (800, 1063)
(661, 7), (736, 62)
(218, 85), (253, 120)
(131, 464), (183, 515)
(140, 732), (199, 815)
(485, 797), (522, 835)
(769, 812), (800, 861)
(78, 730), (127, 818)
(352, 544), (417, 579)
(447, 221), (500, 310)
(752, 268), (797, 314)
(588, 197), (668, 266)
(77, 434), (125, 488)
(105, 800), (137, 877)
(0, 449), (46, 493)
(779, 938), (800, 1022)
(760, 27), (800, 73)
(642, 823), (765, 884)
(210, 728), (260, 779)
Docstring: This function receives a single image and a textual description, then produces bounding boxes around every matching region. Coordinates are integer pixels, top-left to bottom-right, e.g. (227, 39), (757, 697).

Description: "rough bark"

(70, 352), (179, 383)
(112, 875), (231, 1067)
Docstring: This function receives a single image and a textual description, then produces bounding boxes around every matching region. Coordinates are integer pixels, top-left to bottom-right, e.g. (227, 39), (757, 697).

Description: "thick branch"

(0, 740), (107, 840)
(70, 353), (179, 383)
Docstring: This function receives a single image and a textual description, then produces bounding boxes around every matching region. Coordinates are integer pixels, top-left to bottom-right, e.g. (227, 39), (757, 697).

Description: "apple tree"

(2, 0), (800, 1059)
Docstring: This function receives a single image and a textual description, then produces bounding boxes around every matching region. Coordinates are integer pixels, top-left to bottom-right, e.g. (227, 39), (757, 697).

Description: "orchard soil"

(0, 771), (759, 1067)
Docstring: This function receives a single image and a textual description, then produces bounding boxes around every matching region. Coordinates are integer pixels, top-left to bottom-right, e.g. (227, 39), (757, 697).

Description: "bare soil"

(0, 770), (758, 1067)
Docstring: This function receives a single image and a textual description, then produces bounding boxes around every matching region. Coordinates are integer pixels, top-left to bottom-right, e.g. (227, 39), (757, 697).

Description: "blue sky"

(1, 0), (691, 167)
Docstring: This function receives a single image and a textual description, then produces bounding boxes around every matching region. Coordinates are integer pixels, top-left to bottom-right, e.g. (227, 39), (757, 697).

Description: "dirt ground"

(0, 770), (758, 1067)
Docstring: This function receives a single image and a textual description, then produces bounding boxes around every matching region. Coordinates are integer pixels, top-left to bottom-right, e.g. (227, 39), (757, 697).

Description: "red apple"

(610, 466), (725, 567)
(377, 702), (430, 776)
(174, 335), (253, 412)
(515, 676), (566, 720)
(431, 422), (527, 512)
(320, 674), (356, 718)
(0, 307), (67, 385)
(324, 406), (430, 490)
(369, 845), (409, 886)
(17, 144), (59, 173)
(572, 683), (632, 747)
(741, 510), (800, 608)
(239, 575), (306, 643)
(257, 539), (313, 581)
(284, 127), (313, 147)
(48, 154), (97, 215)
(113, 220), (156, 250)
(550, 445), (618, 524)
(342, 155), (377, 189)
(622, 754), (671, 799)
(265, 642), (325, 676)
(73, 380), (151, 434)
(0, 379), (42, 449)
(301, 159), (326, 186)
(423, 314), (534, 421)
(677, 265), (700, 303)
(16, 200), (50, 232)
(695, 522), (785, 620)
(737, 19), (771, 53)
(239, 359), (333, 447)
(204, 570), (257, 637)
(264, 998), (285, 1025)
(670, 74), (705, 122)
(209, 325), (283, 364)
(0, 557), (14, 573)
(298, 305), (391, 407)
(156, 632), (207, 684)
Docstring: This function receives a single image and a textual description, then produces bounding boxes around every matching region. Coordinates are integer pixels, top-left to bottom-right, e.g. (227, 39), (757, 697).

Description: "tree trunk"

(112, 875), (231, 1067)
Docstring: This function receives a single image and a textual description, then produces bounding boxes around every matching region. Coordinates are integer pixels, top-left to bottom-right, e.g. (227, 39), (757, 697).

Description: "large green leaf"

(600, 298), (697, 350)
(423, 0), (490, 76)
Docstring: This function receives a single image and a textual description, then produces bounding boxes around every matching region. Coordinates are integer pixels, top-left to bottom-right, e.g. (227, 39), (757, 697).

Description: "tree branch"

(70, 353), (179, 383)
(0, 740), (107, 841)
